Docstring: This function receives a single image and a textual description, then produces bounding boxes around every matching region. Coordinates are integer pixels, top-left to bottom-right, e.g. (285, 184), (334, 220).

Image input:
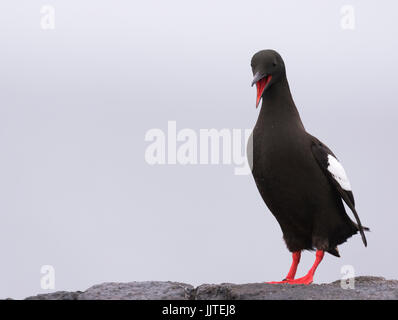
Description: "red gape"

(255, 75), (272, 107)
(266, 250), (325, 285)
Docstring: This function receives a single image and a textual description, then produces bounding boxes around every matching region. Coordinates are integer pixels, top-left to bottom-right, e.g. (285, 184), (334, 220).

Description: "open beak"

(251, 72), (272, 108)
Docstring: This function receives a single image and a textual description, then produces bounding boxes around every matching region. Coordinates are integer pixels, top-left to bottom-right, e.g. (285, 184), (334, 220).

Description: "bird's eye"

(273, 62), (277, 67)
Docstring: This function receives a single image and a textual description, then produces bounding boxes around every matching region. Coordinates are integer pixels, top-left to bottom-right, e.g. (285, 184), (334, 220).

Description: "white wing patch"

(327, 154), (352, 191)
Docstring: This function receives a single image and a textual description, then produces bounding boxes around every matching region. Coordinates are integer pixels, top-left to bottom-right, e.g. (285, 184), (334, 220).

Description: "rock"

(20, 276), (398, 300)
(195, 276), (398, 300)
(25, 291), (82, 300)
(78, 281), (194, 300)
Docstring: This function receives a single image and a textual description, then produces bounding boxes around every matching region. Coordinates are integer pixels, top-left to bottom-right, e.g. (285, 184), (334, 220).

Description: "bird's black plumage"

(248, 50), (368, 257)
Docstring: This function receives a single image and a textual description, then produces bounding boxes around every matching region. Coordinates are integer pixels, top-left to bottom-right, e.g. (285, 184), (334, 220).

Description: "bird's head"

(251, 49), (286, 108)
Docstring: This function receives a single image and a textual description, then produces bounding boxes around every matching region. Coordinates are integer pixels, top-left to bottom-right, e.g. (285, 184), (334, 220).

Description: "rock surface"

(23, 276), (398, 300)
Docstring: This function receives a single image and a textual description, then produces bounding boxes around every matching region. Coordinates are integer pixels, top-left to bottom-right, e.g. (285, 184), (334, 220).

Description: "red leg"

(287, 250), (324, 285)
(266, 251), (301, 284)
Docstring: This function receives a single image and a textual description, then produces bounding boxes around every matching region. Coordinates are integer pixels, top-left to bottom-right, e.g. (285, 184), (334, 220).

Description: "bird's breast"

(251, 123), (312, 184)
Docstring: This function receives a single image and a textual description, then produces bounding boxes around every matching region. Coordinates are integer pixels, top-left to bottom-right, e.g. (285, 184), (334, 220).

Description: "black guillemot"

(248, 49), (369, 285)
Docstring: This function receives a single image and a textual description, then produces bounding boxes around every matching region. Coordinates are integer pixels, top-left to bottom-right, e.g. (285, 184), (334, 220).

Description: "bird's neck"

(258, 76), (304, 129)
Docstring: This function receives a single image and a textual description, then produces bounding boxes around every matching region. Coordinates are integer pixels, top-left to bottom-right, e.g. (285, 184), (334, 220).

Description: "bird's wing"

(309, 134), (367, 247)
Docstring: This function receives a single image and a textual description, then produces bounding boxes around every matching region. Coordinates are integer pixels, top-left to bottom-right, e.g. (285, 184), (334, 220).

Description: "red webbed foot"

(267, 250), (324, 285)
(286, 250), (324, 285)
(265, 278), (292, 284)
(286, 274), (313, 285)
(266, 251), (301, 284)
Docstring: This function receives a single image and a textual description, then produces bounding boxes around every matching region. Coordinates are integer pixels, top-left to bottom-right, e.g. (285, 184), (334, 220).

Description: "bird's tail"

(358, 224), (370, 232)
(327, 247), (340, 257)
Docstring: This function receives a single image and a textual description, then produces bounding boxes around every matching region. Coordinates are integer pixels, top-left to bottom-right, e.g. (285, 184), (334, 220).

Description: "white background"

(0, 0), (396, 298)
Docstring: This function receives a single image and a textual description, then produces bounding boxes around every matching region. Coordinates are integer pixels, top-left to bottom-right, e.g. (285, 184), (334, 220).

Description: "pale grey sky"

(0, 0), (397, 298)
